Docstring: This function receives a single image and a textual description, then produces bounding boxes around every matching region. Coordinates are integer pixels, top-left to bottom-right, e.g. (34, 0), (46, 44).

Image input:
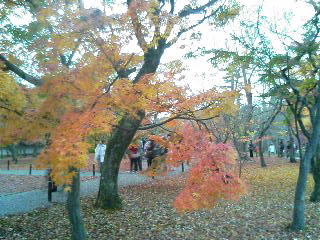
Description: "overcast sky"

(6, 0), (315, 93)
(166, 0), (315, 94)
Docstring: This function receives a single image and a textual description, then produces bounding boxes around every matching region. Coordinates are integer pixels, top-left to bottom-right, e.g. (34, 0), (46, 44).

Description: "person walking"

(94, 141), (106, 172)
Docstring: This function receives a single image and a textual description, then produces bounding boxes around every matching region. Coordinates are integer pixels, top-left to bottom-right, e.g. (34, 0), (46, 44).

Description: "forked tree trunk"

(95, 112), (145, 209)
(95, 38), (166, 210)
(291, 94), (320, 230)
(67, 168), (87, 240)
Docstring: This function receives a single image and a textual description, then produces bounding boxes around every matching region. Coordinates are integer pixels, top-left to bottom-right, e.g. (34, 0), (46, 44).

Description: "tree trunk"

(288, 126), (296, 163)
(259, 140), (267, 167)
(291, 94), (320, 230)
(95, 111), (145, 209)
(310, 145), (320, 202)
(7, 144), (18, 163)
(67, 168), (87, 240)
(291, 147), (313, 230)
(310, 166), (320, 202)
(95, 38), (166, 209)
(33, 143), (39, 157)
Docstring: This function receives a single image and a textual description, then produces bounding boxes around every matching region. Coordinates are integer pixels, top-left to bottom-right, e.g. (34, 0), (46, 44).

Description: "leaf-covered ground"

(1, 161), (320, 239)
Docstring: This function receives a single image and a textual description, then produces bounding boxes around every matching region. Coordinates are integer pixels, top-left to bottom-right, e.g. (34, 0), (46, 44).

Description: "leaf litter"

(0, 162), (319, 239)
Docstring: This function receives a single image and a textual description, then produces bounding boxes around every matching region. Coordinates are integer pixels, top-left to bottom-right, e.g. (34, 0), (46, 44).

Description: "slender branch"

(286, 99), (311, 140)
(0, 54), (43, 86)
(137, 114), (183, 130)
(137, 114), (219, 130)
(127, 1), (147, 51)
(178, 0), (219, 18)
(167, 9), (220, 47)
(169, 0), (175, 14)
(0, 105), (23, 116)
(281, 68), (300, 97)
(258, 101), (282, 137)
(150, 2), (161, 46)
(66, 38), (83, 67)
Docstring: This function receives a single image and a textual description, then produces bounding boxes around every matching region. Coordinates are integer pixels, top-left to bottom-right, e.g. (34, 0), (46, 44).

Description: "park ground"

(0, 156), (320, 239)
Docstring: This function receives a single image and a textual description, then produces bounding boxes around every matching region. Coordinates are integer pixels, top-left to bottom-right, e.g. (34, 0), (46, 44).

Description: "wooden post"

(7, 160), (9, 170)
(93, 164), (95, 176)
(29, 164), (32, 175)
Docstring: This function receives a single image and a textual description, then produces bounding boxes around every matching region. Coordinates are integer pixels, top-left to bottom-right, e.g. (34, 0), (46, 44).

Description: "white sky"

(7, 0), (315, 94)
(164, 0), (315, 94)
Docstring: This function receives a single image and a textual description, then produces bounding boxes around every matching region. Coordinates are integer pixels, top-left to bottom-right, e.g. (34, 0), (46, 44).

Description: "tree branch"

(167, 8), (220, 48)
(127, 1), (148, 51)
(0, 54), (43, 86)
(178, 0), (219, 18)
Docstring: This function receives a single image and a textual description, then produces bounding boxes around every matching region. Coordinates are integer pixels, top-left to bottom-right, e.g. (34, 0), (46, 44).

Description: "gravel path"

(0, 166), (186, 217)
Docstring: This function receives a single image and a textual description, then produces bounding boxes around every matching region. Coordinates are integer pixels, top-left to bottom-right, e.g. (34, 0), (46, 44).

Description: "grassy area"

(0, 162), (319, 239)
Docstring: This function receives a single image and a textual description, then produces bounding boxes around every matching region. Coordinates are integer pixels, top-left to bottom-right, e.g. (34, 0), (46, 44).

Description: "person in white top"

(269, 144), (275, 155)
(95, 141), (106, 172)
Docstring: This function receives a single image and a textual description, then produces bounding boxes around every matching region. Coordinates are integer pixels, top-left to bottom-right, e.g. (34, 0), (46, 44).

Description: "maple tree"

(165, 124), (247, 212)
(1, 0), (245, 238)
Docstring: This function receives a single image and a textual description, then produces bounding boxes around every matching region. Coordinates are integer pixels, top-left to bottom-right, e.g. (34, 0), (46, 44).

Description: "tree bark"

(67, 168), (87, 240)
(291, 146), (313, 230)
(291, 93), (320, 230)
(288, 125), (296, 163)
(7, 144), (18, 163)
(95, 111), (145, 209)
(258, 140), (267, 167)
(95, 34), (166, 209)
(310, 145), (320, 202)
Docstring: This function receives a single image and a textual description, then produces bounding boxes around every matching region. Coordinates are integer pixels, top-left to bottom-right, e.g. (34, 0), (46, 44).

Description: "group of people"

(127, 138), (167, 173)
(278, 140), (297, 158)
(94, 138), (165, 173)
(248, 139), (297, 158)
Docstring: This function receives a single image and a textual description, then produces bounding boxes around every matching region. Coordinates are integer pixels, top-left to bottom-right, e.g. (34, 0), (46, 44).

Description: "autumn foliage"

(165, 124), (247, 212)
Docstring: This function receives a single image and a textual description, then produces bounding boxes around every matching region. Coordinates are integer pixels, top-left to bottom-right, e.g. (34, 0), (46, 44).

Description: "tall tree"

(257, 2), (320, 230)
(95, 0), (241, 209)
(1, 1), (243, 238)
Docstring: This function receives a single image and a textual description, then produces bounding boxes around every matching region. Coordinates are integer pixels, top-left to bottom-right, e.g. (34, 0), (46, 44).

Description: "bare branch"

(167, 8), (220, 47)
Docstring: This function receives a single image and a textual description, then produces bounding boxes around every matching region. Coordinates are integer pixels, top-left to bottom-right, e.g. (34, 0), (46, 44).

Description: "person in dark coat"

(249, 140), (255, 158)
(279, 140), (285, 157)
(145, 139), (156, 167)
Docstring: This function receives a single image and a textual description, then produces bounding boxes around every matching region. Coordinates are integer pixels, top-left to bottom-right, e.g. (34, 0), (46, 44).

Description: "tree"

(198, 0), (320, 230)
(95, 0), (241, 209)
(1, 0), (244, 238)
(255, 2), (320, 230)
